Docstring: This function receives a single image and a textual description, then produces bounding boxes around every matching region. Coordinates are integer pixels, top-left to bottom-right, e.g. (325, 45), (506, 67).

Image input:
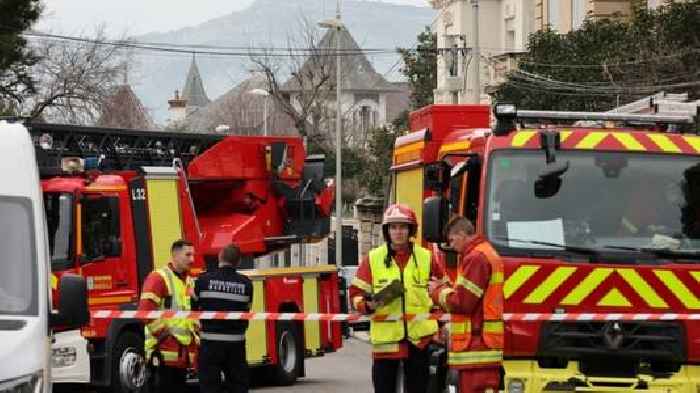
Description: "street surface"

(254, 336), (372, 392)
(53, 336), (373, 393)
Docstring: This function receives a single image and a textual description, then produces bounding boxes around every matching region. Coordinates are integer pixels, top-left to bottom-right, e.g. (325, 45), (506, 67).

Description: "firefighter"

(429, 216), (503, 393)
(193, 243), (253, 393)
(618, 180), (676, 237)
(138, 239), (199, 393)
(349, 203), (446, 393)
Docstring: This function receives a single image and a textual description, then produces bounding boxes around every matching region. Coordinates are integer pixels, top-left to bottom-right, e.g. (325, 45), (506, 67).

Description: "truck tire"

(109, 331), (147, 393)
(270, 321), (303, 385)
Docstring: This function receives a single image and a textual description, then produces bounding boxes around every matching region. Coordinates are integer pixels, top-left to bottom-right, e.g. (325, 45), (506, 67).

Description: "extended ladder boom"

(24, 122), (224, 173)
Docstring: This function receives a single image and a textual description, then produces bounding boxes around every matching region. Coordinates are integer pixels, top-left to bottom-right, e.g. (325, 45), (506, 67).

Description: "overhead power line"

(516, 48), (700, 69)
(9, 28), (700, 70)
(19, 30), (402, 58)
(508, 69), (700, 96)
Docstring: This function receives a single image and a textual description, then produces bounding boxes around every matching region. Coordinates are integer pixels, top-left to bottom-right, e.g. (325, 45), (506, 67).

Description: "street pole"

(335, 0), (343, 269)
(263, 96), (268, 136)
(246, 89), (270, 136)
(471, 0), (480, 104)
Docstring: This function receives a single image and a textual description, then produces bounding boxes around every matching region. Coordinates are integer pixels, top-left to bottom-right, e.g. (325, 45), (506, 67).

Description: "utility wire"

(508, 70), (700, 95)
(10, 28), (700, 72)
(517, 48), (700, 69)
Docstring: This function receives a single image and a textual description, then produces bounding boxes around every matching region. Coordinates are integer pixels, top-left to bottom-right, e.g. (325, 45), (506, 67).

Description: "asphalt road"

(53, 336), (374, 393)
(254, 336), (373, 392)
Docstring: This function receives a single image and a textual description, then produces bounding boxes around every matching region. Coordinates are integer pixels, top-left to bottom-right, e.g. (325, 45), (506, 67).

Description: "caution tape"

(90, 310), (700, 322)
(91, 310), (453, 322)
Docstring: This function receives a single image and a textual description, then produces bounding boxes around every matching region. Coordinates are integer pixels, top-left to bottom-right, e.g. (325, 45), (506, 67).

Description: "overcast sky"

(37, 0), (429, 36)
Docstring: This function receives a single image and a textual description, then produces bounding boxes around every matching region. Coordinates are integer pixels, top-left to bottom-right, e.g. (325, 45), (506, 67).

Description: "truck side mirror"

(423, 196), (450, 243)
(424, 162), (451, 192)
(534, 161), (569, 199)
(51, 274), (89, 329)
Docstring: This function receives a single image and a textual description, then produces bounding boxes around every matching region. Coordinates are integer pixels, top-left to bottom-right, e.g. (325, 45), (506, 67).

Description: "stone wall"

(354, 196), (385, 258)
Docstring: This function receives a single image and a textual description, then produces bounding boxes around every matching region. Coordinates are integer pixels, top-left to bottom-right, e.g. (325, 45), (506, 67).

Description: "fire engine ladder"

(515, 110), (700, 135)
(515, 110), (696, 125)
(23, 122), (224, 175)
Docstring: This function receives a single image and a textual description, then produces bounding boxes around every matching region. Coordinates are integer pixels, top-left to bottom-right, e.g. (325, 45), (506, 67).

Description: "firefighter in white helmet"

(349, 204), (446, 393)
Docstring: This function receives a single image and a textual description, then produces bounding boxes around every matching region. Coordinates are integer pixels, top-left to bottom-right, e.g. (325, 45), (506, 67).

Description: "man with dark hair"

(429, 216), (504, 393)
(171, 239), (194, 253)
(139, 239), (198, 393)
(194, 243), (253, 393)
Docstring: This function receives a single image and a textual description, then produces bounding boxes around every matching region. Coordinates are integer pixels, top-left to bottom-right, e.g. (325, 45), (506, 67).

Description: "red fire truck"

(30, 123), (342, 392)
(390, 104), (700, 392)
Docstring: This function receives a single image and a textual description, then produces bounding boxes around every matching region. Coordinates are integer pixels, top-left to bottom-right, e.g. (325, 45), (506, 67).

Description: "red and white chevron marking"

(90, 310), (700, 322)
(504, 313), (700, 321)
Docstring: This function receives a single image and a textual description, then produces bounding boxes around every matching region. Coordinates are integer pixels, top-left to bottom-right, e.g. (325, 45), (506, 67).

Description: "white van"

(0, 121), (88, 393)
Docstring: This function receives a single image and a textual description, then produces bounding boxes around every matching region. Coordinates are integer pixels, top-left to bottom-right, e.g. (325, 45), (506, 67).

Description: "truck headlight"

(52, 346), (77, 368)
(508, 378), (525, 393)
(0, 371), (43, 393)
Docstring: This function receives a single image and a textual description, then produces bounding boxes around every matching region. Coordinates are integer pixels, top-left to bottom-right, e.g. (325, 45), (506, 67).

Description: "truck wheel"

(270, 321), (303, 385)
(110, 331), (147, 393)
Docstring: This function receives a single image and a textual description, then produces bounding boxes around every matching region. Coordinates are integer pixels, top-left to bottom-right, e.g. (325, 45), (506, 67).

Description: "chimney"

(167, 89), (188, 124)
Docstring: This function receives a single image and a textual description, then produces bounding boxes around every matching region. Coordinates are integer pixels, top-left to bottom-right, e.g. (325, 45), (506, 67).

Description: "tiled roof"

(98, 85), (154, 130)
(281, 26), (401, 93)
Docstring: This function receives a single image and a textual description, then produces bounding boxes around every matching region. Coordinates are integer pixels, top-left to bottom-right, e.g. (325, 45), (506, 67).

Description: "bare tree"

(20, 26), (129, 124)
(248, 16), (338, 147)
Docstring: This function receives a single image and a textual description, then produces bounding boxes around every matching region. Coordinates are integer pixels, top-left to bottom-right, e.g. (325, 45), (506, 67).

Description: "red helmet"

(382, 203), (418, 243)
(382, 203), (417, 227)
(381, 204), (418, 253)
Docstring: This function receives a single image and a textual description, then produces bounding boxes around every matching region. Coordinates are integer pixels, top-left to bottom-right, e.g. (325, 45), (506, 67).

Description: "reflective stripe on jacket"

(368, 243), (437, 353)
(448, 241), (504, 368)
(143, 266), (198, 364)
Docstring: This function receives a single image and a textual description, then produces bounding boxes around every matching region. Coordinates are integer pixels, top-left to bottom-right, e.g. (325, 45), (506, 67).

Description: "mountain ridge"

(130, 0), (434, 124)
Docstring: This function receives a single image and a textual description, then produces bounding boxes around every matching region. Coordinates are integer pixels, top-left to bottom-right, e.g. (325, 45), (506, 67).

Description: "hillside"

(130, 0), (433, 123)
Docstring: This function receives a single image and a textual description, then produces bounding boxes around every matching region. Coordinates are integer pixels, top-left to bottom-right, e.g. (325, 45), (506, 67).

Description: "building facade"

(429, 0), (646, 104)
(280, 26), (407, 147)
(534, 0), (631, 32)
(430, 0), (535, 104)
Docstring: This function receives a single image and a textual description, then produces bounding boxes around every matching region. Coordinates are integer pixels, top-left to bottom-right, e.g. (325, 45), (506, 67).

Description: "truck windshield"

(486, 150), (700, 260)
(44, 192), (73, 269)
(0, 197), (38, 316)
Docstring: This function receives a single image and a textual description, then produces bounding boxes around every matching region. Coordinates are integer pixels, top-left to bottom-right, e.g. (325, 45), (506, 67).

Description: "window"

(0, 197), (37, 316)
(548, 0), (560, 31)
(448, 44), (459, 77)
(44, 193), (73, 270)
(81, 196), (121, 262)
(449, 172), (465, 214)
(485, 151), (700, 260)
(572, 0), (586, 30)
(505, 30), (516, 51)
(360, 105), (372, 133)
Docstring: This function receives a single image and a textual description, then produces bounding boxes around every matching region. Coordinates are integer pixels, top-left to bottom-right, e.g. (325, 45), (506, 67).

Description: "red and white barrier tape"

(91, 310), (452, 322)
(90, 310), (700, 322)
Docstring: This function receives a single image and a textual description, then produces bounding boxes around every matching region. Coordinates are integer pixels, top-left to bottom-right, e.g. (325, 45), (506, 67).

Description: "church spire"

(181, 54), (210, 108)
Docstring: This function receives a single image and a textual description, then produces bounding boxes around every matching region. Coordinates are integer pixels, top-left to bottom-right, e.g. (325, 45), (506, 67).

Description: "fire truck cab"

(390, 104), (700, 392)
